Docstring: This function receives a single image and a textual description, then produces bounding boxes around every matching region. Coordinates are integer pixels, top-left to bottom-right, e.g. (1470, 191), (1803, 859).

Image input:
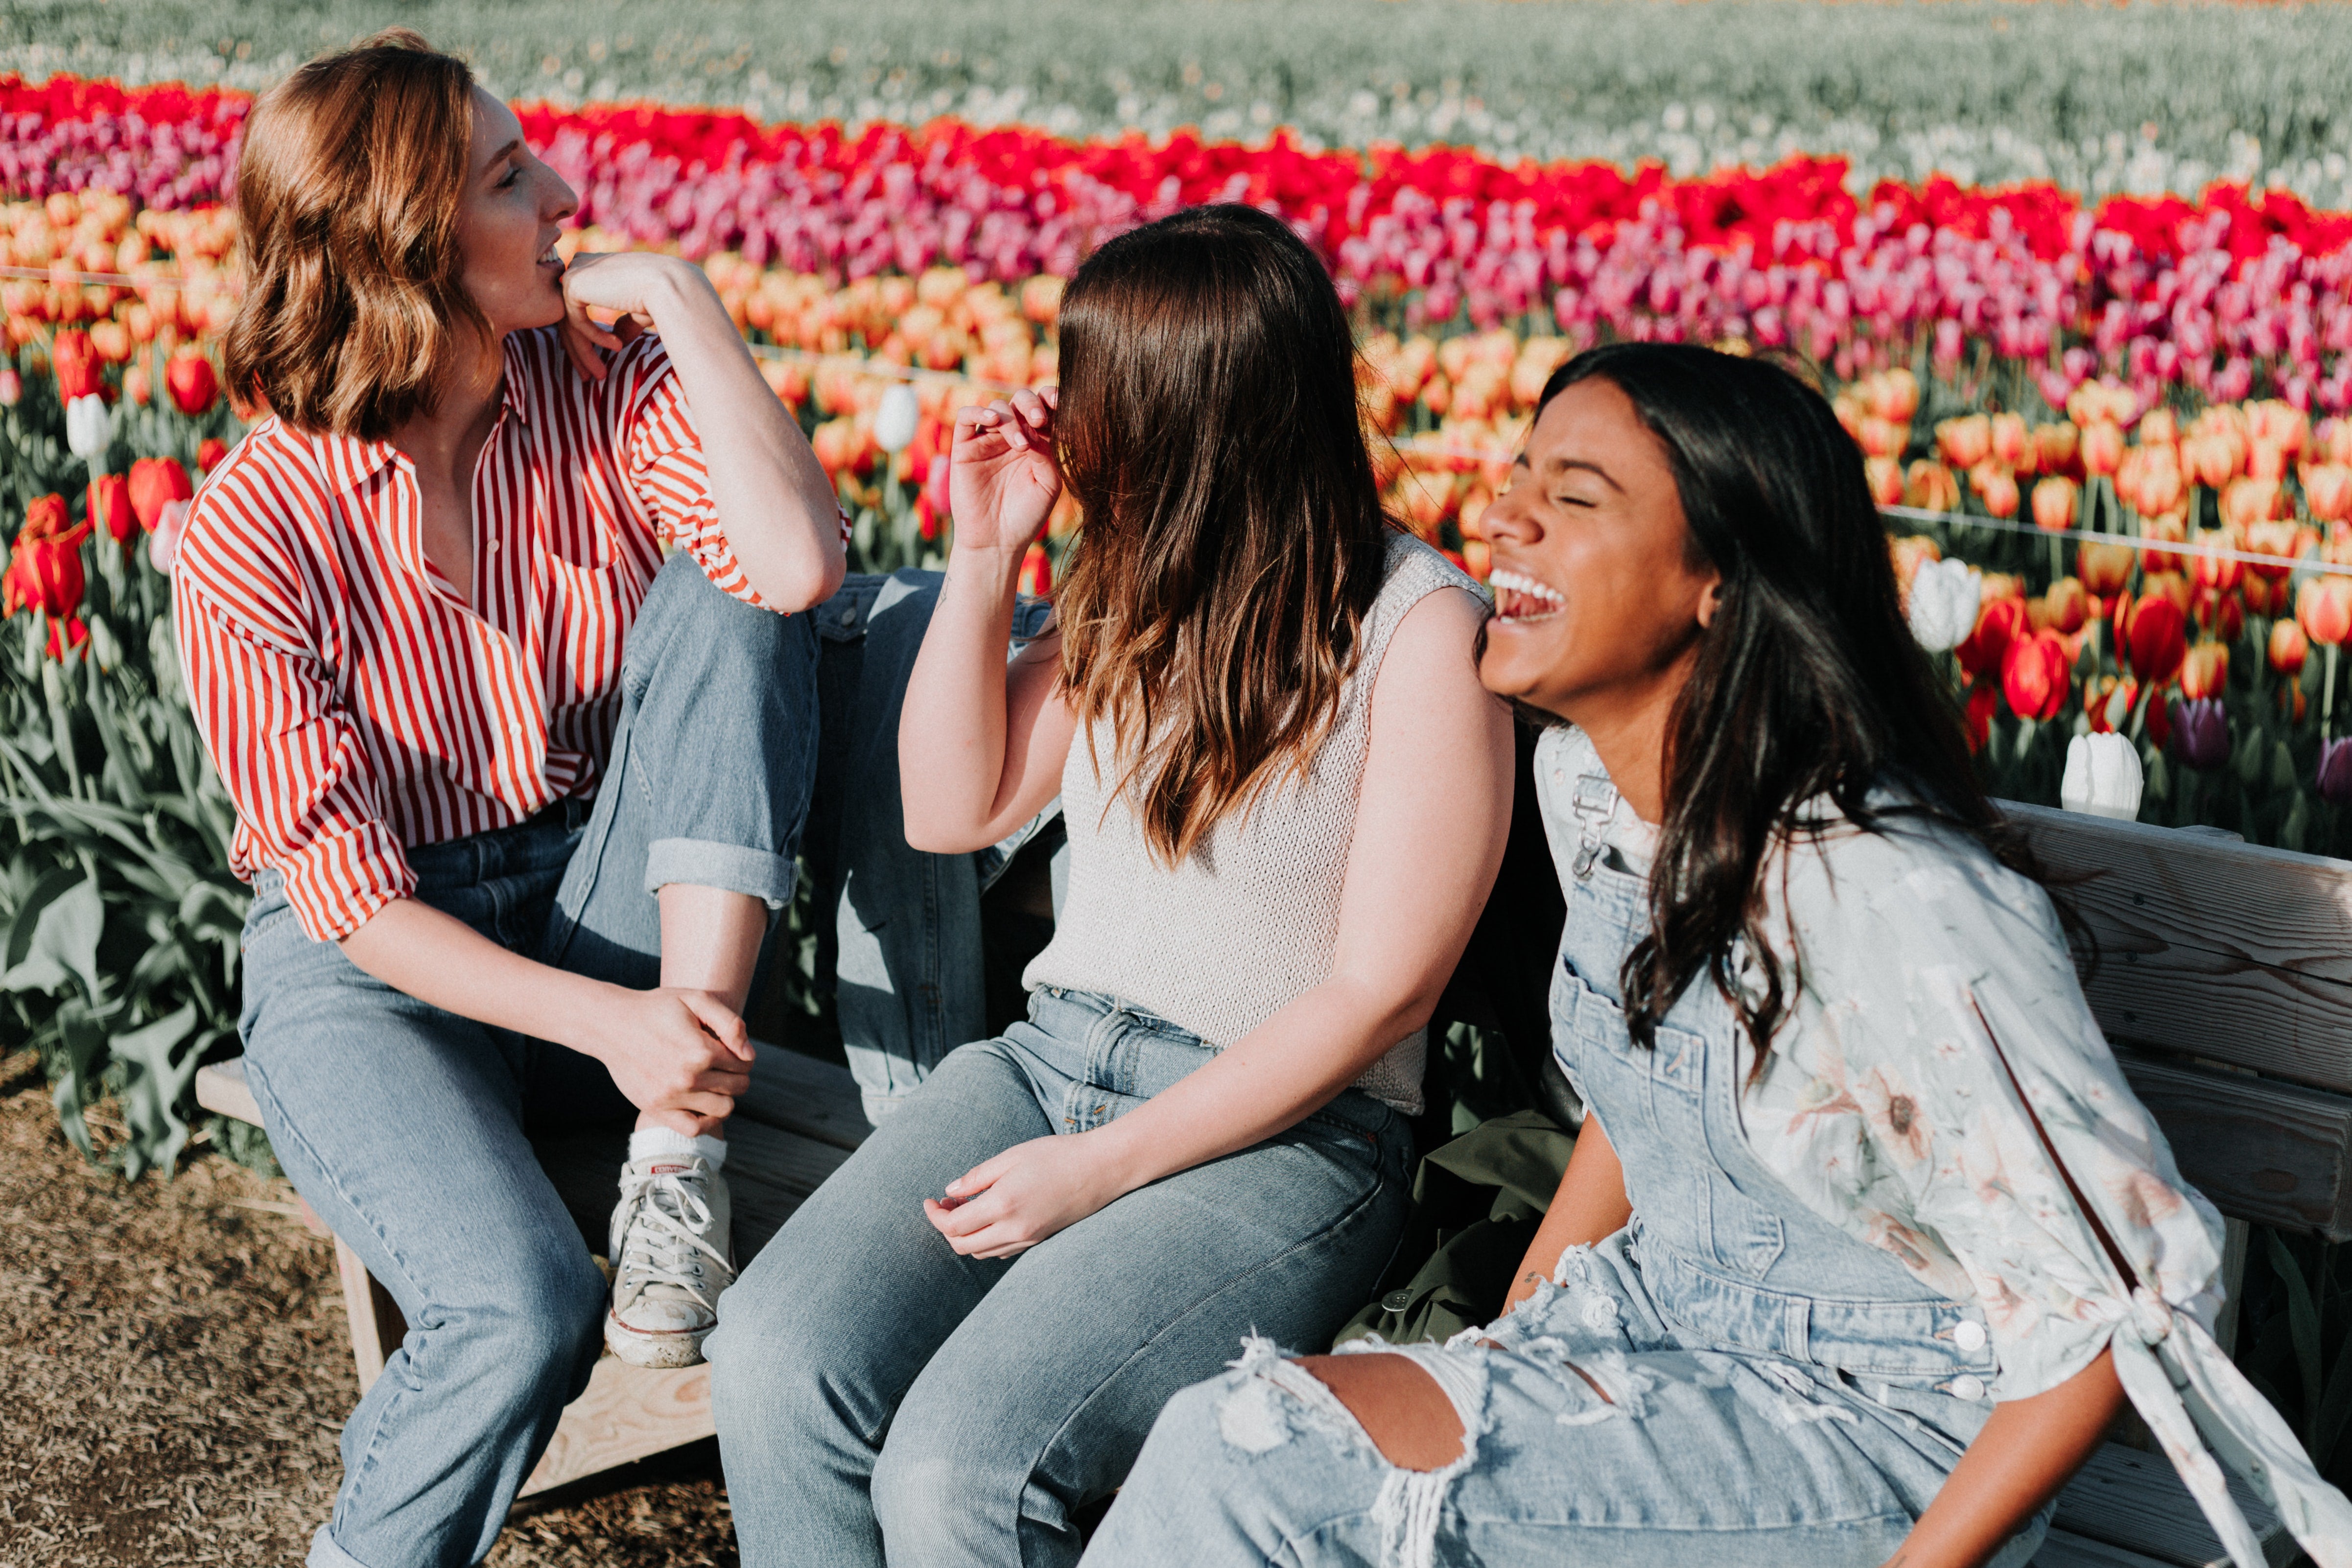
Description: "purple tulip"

(2320, 738), (2352, 806)
(2168, 698), (2231, 772)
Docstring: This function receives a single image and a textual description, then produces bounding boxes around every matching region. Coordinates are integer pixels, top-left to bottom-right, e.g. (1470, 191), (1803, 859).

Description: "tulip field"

(9, 29), (2352, 1177)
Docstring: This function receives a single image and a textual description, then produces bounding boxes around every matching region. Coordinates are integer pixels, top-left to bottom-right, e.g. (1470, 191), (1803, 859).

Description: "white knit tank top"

(1024, 532), (1483, 1113)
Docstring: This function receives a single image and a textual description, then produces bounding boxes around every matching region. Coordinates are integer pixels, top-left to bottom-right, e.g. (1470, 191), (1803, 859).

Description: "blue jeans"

(1084, 759), (2042, 1568)
(706, 986), (1414, 1568)
(236, 556), (820, 1568)
(805, 571), (1061, 1123)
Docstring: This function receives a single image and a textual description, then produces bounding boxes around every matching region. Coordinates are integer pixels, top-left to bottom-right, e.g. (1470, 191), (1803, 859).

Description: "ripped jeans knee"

(1210, 1335), (1491, 1568)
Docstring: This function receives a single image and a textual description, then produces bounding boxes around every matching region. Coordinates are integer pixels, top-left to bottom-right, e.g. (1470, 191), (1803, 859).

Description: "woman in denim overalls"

(1088, 347), (2352, 1568)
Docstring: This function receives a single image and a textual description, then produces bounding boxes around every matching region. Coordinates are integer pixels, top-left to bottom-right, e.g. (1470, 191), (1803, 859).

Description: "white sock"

(628, 1126), (728, 1170)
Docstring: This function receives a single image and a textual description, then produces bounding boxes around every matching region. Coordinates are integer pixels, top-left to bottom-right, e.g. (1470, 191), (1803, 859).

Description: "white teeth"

(1488, 568), (1565, 608)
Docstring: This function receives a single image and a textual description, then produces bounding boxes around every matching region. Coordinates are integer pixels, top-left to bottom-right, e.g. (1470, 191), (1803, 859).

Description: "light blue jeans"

(236, 556), (820, 1568)
(706, 985), (1414, 1568)
(1085, 761), (2046, 1568)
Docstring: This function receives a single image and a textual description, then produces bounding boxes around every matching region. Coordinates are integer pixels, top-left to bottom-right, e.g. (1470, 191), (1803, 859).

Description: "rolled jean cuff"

(642, 836), (800, 910)
(307, 1524), (376, 1568)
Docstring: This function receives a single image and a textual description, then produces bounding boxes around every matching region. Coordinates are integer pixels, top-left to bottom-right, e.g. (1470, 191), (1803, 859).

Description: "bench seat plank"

(738, 1044), (870, 1152)
(2047, 1443), (2289, 1568)
(2031, 1528), (2179, 1568)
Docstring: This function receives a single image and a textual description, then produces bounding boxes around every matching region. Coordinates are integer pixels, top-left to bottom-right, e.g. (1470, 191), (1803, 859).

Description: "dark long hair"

(1054, 204), (1394, 865)
(1538, 344), (2056, 1066)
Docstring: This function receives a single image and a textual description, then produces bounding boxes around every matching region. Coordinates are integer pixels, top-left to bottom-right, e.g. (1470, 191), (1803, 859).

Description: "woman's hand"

(949, 389), (1061, 561)
(555, 250), (701, 381)
(569, 984), (755, 1123)
(922, 1130), (1133, 1260)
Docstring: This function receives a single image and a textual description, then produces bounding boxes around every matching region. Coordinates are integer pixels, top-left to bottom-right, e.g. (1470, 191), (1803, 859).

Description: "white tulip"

(2061, 733), (2144, 821)
(1906, 557), (1981, 653)
(874, 382), (920, 454)
(64, 393), (111, 469)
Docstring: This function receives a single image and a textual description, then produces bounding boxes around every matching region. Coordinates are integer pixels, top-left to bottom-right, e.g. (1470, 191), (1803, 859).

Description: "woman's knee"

(498, 1249), (608, 1377)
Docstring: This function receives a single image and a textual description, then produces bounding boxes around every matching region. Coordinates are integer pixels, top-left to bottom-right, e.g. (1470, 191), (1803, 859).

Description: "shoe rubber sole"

(604, 1310), (712, 1369)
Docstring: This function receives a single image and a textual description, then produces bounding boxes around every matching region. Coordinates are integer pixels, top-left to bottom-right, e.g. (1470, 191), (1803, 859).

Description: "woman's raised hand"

(555, 250), (702, 381)
(950, 389), (1061, 560)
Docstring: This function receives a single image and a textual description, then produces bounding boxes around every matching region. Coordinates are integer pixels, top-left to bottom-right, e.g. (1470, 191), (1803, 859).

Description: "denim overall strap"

(1550, 763), (1998, 1398)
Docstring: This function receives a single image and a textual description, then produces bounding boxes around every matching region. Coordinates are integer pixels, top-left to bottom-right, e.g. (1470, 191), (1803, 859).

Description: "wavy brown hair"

(1053, 205), (1397, 866)
(222, 29), (483, 440)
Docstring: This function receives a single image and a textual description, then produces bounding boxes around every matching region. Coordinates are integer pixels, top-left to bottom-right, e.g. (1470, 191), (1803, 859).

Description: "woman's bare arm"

(1498, 1114), (1633, 1315)
(899, 391), (1078, 853)
(1882, 1350), (2126, 1568)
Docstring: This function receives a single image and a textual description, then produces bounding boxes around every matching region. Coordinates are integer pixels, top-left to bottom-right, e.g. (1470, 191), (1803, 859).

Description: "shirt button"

(1950, 1374), (1985, 1402)
(1953, 1320), (1987, 1354)
(840, 607), (858, 626)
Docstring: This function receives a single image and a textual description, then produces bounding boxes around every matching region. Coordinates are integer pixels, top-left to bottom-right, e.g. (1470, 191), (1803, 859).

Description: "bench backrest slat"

(2003, 801), (2352, 1240)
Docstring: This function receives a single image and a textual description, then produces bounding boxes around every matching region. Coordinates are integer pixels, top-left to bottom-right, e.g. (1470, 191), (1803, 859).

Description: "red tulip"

(196, 437), (228, 474)
(1018, 542), (1053, 598)
(1955, 593), (2029, 682)
(2, 494), (92, 627)
(126, 456), (193, 533)
(2001, 629), (2071, 721)
(87, 473), (134, 547)
(51, 328), (103, 402)
(2273, 618), (2312, 674)
(2122, 592), (2188, 686)
(165, 351), (218, 416)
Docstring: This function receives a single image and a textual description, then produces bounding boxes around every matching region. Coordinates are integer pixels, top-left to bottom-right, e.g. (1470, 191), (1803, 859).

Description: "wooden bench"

(194, 798), (2347, 1558)
(193, 1039), (870, 1497)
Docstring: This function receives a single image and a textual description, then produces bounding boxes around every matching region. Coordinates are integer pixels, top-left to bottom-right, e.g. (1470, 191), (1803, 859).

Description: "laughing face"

(1476, 376), (1721, 738)
(457, 87), (579, 339)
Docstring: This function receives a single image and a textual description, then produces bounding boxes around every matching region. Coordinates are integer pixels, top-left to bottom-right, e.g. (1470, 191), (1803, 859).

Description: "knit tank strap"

(1023, 531), (1485, 1114)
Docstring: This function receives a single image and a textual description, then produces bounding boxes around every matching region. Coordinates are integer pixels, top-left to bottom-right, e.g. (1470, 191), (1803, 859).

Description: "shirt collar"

(314, 347), (533, 496)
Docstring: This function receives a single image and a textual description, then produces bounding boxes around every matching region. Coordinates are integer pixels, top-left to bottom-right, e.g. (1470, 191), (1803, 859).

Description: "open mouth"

(539, 241), (563, 270)
(1489, 567), (1565, 624)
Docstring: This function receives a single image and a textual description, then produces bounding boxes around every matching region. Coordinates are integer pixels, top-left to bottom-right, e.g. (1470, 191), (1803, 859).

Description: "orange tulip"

(1936, 414), (1993, 470)
(1972, 463), (2021, 519)
(1990, 412), (2032, 471)
(2084, 674), (2139, 735)
(1864, 455), (1905, 508)
(2078, 540), (2135, 599)
(2305, 465), (2352, 523)
(2080, 421), (2125, 479)
(2002, 630), (2071, 722)
(2221, 476), (2284, 530)
(1904, 460), (1960, 514)
(2139, 408), (2180, 447)
(2044, 576), (2090, 635)
(1888, 534), (1941, 596)
(2035, 421), (2080, 475)
(2298, 576), (2352, 647)
(2122, 591), (2188, 686)
(2248, 440), (2290, 483)
(2180, 641), (2230, 701)
(2031, 476), (2079, 534)
(1868, 368), (1920, 423)
(2272, 618), (2312, 674)
(2184, 430), (2242, 489)
(2136, 450), (2185, 516)
(1858, 416), (1908, 458)
(2191, 534), (2243, 594)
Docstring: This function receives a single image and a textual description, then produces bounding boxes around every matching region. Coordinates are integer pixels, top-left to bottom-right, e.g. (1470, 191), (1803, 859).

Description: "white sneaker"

(604, 1153), (735, 1369)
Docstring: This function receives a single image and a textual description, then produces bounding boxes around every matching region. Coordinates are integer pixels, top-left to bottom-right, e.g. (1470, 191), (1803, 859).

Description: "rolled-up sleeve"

(172, 539), (415, 943)
(614, 333), (852, 612)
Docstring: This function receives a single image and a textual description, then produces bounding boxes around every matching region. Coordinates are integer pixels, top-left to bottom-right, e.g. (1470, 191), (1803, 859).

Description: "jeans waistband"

(249, 801), (588, 907)
(1027, 984), (1399, 1140)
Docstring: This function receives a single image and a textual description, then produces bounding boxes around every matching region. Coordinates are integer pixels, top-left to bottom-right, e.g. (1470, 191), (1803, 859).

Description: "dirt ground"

(0, 1050), (739, 1568)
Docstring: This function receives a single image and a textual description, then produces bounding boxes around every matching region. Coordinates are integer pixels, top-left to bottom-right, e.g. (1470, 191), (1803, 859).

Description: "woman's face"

(457, 88), (578, 338)
(1476, 376), (1720, 725)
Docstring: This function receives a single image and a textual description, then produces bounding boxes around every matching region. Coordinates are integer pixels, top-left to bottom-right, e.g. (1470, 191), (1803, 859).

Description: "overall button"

(1382, 1290), (1414, 1312)
(1952, 1320), (1987, 1354)
(1949, 1374), (1986, 1402)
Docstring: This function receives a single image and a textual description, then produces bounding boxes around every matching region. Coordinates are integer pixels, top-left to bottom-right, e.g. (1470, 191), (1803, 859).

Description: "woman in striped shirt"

(171, 33), (845, 1568)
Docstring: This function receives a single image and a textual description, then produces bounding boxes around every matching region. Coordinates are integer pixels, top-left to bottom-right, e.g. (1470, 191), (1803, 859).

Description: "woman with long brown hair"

(707, 203), (1514, 1566)
(173, 32), (845, 1568)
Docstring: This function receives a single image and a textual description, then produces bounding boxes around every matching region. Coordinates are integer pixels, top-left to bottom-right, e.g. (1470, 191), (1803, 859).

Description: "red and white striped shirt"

(173, 327), (847, 944)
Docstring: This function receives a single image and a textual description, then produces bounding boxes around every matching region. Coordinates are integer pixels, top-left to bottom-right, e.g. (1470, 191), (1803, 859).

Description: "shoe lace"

(613, 1163), (730, 1310)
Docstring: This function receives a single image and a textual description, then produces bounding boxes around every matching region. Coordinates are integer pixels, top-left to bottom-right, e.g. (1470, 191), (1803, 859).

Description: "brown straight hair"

(222, 29), (483, 440)
(1053, 204), (1398, 866)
